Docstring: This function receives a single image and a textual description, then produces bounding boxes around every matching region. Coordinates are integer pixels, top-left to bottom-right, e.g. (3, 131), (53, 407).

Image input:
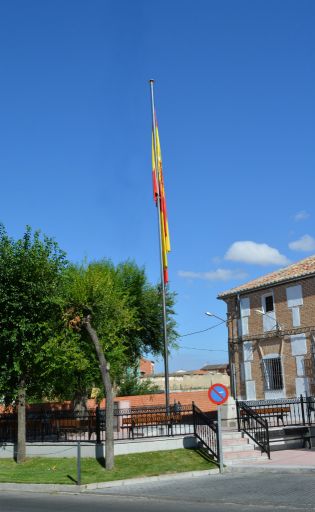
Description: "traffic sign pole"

(208, 383), (228, 473)
(217, 406), (224, 474)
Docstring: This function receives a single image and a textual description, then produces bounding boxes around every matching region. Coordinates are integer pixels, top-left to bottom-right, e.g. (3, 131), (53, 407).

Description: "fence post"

(77, 441), (81, 486)
(192, 401), (196, 437)
(236, 400), (240, 432)
(306, 395), (312, 426)
(96, 406), (101, 444)
(300, 394), (306, 426)
(265, 419), (270, 459)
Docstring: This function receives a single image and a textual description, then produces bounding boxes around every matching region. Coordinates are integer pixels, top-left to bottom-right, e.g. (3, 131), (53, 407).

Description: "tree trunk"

(84, 317), (115, 470)
(17, 380), (26, 463)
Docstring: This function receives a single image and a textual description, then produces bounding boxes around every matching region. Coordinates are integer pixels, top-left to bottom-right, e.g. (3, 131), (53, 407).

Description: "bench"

(241, 407), (290, 426)
(284, 426), (312, 449)
(53, 417), (96, 441)
(122, 413), (182, 438)
(256, 426), (312, 449)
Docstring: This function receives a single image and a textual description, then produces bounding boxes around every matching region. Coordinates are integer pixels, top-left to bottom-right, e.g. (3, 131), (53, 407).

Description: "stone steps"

(222, 430), (268, 465)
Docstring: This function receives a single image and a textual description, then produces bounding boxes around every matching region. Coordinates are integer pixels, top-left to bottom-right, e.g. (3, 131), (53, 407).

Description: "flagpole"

(149, 79), (170, 413)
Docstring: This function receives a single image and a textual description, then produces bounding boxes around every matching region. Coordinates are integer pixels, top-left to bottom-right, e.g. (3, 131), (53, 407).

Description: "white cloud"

(178, 268), (248, 282)
(294, 210), (310, 222)
(225, 241), (290, 266)
(289, 234), (315, 252)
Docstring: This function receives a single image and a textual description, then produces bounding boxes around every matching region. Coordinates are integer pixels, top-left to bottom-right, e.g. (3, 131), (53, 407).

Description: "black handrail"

(237, 401), (270, 458)
(192, 402), (219, 461)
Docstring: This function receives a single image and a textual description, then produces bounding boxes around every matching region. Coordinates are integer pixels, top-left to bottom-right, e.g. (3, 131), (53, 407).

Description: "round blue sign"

(208, 383), (229, 405)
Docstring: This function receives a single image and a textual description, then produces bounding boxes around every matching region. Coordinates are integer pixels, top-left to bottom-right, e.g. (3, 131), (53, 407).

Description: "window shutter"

(286, 285), (303, 308)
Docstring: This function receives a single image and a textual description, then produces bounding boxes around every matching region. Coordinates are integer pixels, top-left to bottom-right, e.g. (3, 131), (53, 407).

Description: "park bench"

(284, 426), (312, 449)
(122, 412), (182, 438)
(240, 406), (290, 427)
(255, 425), (312, 449)
(53, 416), (96, 441)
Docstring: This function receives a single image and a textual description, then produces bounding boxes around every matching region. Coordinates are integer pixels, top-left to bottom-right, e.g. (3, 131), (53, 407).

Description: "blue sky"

(1, 1), (314, 372)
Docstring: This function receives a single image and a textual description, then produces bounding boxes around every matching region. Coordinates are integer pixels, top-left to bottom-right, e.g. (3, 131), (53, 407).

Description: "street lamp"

(205, 311), (226, 323)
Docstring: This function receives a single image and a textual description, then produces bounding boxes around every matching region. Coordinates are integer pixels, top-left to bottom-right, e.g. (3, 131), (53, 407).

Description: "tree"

(63, 259), (177, 470)
(117, 369), (160, 396)
(0, 226), (67, 462)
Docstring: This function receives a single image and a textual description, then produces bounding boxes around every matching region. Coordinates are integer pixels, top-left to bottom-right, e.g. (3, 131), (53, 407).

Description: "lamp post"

(205, 311), (236, 398)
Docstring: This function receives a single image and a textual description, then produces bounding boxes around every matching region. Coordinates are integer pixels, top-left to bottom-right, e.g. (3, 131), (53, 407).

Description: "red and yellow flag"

(152, 115), (171, 284)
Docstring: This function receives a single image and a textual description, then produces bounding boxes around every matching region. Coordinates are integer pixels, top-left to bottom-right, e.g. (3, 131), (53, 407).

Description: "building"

(139, 358), (155, 377)
(218, 255), (315, 401)
(140, 366), (229, 392)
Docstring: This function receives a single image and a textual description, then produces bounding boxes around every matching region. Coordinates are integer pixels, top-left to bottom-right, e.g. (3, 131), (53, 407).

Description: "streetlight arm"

(205, 311), (227, 323)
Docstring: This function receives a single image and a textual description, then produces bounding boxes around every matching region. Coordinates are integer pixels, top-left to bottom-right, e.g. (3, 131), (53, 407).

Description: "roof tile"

(218, 254), (315, 298)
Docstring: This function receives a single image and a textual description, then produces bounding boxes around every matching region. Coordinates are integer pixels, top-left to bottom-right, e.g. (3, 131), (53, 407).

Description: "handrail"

(192, 402), (218, 461)
(237, 401), (270, 458)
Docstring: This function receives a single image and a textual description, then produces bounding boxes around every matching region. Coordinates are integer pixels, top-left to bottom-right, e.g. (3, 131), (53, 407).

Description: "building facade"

(140, 366), (229, 392)
(218, 255), (315, 400)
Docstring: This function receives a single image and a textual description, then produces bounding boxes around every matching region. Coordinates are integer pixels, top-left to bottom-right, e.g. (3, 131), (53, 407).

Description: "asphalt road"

(2, 472), (315, 511)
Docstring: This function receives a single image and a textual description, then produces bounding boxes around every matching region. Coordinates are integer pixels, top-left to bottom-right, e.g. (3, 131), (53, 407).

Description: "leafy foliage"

(117, 370), (160, 396)
(62, 259), (178, 384)
(0, 225), (67, 402)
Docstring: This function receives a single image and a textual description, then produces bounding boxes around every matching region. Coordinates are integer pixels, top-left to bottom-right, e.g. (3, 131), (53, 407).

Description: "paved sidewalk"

(227, 448), (315, 473)
(254, 448), (315, 466)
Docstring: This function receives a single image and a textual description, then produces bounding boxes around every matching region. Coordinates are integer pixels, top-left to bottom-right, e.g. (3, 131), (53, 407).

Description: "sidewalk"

(227, 448), (315, 473)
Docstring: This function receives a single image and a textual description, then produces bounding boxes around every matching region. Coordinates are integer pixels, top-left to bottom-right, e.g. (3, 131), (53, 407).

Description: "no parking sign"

(208, 383), (229, 405)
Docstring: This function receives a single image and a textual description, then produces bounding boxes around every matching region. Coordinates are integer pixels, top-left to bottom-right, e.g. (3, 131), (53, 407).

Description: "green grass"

(0, 449), (216, 485)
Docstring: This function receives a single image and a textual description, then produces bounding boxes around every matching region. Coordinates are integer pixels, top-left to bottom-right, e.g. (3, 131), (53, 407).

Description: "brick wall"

(224, 276), (315, 400)
(87, 390), (217, 413)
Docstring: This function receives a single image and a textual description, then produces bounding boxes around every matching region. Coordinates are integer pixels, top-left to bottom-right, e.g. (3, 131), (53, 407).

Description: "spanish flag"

(152, 115), (171, 284)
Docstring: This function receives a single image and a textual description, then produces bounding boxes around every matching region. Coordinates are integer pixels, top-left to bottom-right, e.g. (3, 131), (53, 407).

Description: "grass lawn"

(0, 449), (216, 485)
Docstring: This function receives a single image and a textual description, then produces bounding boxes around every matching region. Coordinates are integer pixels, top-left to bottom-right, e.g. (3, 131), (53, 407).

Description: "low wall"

(0, 435), (197, 459)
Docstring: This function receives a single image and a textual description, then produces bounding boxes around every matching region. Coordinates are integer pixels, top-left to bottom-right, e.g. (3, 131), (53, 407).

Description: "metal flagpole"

(149, 79), (170, 413)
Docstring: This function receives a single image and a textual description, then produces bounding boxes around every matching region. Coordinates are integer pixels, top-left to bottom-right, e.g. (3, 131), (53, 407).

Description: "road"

(2, 472), (315, 511)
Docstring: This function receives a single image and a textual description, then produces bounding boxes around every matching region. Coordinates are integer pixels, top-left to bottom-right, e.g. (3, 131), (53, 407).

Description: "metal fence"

(192, 402), (219, 461)
(236, 395), (315, 455)
(237, 395), (315, 429)
(0, 404), (196, 443)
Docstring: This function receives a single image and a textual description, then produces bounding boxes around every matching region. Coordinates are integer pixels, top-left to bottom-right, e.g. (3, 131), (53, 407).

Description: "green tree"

(0, 226), (67, 462)
(63, 259), (177, 470)
(117, 369), (160, 396)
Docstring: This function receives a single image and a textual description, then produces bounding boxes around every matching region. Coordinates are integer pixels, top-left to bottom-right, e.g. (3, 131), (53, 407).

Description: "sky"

(0, 1), (314, 373)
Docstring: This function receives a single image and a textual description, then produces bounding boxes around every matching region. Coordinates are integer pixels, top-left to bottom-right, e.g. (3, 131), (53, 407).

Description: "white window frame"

(261, 292), (277, 332)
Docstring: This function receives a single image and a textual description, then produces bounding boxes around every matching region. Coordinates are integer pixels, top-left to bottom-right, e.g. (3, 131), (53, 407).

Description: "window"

(261, 292), (276, 332)
(262, 356), (283, 391)
(265, 295), (274, 313)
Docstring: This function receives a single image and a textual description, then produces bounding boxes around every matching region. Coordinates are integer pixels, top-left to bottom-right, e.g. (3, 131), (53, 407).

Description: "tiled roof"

(200, 364), (228, 372)
(218, 255), (315, 299)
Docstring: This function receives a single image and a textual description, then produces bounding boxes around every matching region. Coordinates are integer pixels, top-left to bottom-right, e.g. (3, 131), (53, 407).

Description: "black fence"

(237, 395), (315, 429)
(192, 402), (219, 462)
(0, 404), (196, 443)
(236, 395), (315, 455)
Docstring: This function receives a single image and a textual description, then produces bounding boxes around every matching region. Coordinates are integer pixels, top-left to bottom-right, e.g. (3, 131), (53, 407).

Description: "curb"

(0, 469), (220, 494)
(225, 464), (315, 474)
